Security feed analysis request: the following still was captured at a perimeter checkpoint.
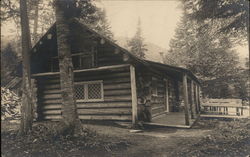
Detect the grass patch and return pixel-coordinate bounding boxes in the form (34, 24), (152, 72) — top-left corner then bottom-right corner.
(1, 122), (130, 157)
(171, 118), (250, 157)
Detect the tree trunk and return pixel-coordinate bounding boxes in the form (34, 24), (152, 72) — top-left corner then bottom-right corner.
(55, 0), (78, 133)
(19, 0), (33, 135)
(32, 0), (39, 44)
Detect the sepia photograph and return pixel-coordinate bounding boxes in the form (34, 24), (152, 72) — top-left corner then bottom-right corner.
(1, 0), (249, 156)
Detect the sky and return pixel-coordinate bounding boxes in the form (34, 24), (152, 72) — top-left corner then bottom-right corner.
(1, 0), (248, 60)
(98, 0), (182, 50)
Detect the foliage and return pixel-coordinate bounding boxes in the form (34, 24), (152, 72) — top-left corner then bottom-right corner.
(1, 0), (114, 47)
(171, 119), (250, 156)
(182, 0), (249, 43)
(1, 44), (19, 85)
(1, 87), (21, 120)
(1, 122), (130, 157)
(165, 12), (243, 98)
(127, 19), (147, 59)
(75, 1), (114, 40)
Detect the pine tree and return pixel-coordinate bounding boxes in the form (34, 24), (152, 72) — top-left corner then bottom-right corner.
(19, 0), (33, 135)
(1, 44), (19, 85)
(165, 13), (241, 98)
(127, 18), (147, 59)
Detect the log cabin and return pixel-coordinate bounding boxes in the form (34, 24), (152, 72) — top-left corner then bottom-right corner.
(30, 18), (201, 127)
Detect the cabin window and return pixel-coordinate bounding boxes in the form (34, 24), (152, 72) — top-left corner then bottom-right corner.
(152, 77), (158, 96)
(75, 80), (104, 102)
(72, 53), (96, 70)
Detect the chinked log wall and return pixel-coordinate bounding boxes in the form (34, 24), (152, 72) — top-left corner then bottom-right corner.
(151, 76), (166, 119)
(35, 66), (132, 121)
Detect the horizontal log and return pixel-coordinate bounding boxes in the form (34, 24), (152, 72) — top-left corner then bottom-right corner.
(33, 64), (130, 77)
(103, 83), (131, 90)
(42, 99), (62, 104)
(42, 110), (61, 115)
(42, 102), (132, 109)
(75, 72), (130, 82)
(104, 89), (131, 96)
(43, 89), (61, 94)
(43, 115), (62, 120)
(78, 115), (132, 121)
(42, 93), (61, 99)
(77, 108), (131, 115)
(104, 95), (132, 102)
(77, 102), (131, 108)
(42, 84), (60, 90)
(39, 76), (130, 86)
(42, 104), (62, 110)
(104, 78), (130, 84)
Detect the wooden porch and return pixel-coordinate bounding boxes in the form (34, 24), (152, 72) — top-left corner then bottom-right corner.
(144, 112), (198, 128)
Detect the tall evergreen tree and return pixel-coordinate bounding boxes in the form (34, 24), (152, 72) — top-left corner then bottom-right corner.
(19, 0), (33, 135)
(127, 18), (147, 59)
(165, 13), (241, 98)
(1, 44), (19, 85)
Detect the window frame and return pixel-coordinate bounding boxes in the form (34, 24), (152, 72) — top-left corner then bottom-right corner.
(74, 80), (104, 102)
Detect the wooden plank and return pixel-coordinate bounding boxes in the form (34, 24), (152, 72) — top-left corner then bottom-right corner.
(152, 106), (165, 115)
(78, 115), (132, 121)
(77, 108), (131, 115)
(130, 65), (138, 126)
(183, 74), (190, 126)
(151, 112), (166, 118)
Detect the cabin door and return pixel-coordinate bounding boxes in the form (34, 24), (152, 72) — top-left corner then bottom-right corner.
(165, 80), (169, 112)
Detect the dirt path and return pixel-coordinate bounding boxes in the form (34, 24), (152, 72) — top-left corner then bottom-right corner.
(1, 121), (211, 157)
(84, 123), (212, 157)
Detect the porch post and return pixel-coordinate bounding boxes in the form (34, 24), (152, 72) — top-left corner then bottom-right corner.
(194, 83), (199, 114)
(190, 80), (195, 119)
(182, 74), (190, 125)
(197, 85), (201, 113)
(130, 65), (138, 127)
(165, 79), (169, 112)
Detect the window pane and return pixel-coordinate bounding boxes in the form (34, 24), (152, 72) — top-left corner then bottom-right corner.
(88, 83), (102, 99)
(75, 85), (85, 99)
